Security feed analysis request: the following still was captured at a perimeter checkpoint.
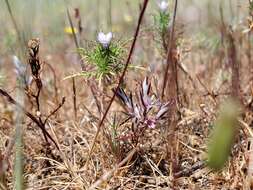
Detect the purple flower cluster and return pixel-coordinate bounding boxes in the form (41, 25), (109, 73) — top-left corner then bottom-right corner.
(115, 78), (170, 130)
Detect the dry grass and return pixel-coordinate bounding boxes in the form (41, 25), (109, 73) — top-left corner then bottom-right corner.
(0, 0), (253, 189)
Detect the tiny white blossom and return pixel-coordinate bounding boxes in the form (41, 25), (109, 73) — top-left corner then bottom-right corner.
(97, 32), (113, 48)
(157, 1), (169, 13)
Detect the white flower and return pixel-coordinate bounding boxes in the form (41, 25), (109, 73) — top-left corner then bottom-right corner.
(97, 32), (113, 48)
(157, 1), (169, 13)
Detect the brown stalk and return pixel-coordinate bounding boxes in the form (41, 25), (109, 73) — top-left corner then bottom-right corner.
(72, 78), (77, 120)
(227, 29), (240, 99)
(161, 0), (179, 99)
(74, 8), (83, 35)
(66, 8), (80, 50)
(66, 7), (81, 120)
(86, 0), (150, 164)
(43, 97), (66, 125)
(159, 0), (180, 178)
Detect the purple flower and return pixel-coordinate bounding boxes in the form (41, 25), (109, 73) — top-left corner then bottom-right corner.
(115, 77), (171, 131)
(144, 118), (156, 129)
(97, 32), (113, 48)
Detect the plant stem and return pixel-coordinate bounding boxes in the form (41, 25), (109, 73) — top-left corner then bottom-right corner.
(72, 78), (77, 120)
(227, 29), (240, 99)
(14, 82), (25, 190)
(161, 0), (178, 99)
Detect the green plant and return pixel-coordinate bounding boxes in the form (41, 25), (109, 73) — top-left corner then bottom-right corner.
(207, 100), (240, 170)
(154, 11), (170, 34)
(80, 41), (125, 82)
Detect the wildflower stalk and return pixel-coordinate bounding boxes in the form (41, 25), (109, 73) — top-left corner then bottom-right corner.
(86, 0), (150, 165)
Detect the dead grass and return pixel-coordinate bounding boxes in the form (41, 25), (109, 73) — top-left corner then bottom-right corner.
(0, 0), (253, 190)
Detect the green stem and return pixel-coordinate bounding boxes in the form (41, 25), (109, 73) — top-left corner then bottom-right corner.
(14, 82), (25, 190)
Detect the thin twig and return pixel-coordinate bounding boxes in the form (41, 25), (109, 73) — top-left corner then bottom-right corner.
(65, 5), (85, 71)
(35, 84), (42, 112)
(0, 88), (60, 150)
(66, 8), (79, 48)
(72, 78), (77, 120)
(43, 97), (65, 125)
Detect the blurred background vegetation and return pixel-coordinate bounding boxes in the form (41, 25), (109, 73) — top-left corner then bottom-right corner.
(0, 0), (248, 55)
